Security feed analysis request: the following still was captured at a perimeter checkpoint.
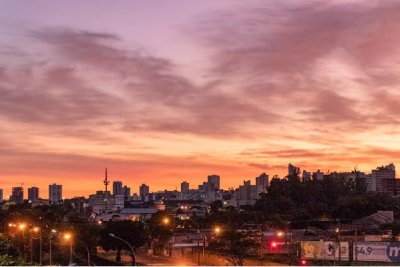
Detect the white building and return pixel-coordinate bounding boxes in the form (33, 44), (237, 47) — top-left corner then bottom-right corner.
(256, 173), (269, 195)
(95, 207), (158, 222)
(89, 191), (124, 214)
(49, 184), (62, 204)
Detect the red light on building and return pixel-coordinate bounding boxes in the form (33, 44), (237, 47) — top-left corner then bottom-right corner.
(271, 241), (277, 248)
(300, 259), (308, 266)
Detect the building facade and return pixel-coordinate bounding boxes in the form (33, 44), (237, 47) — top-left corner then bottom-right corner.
(207, 175), (220, 190)
(139, 184), (150, 201)
(113, 181), (123, 195)
(28, 187), (39, 202)
(49, 184), (62, 204)
(372, 163), (396, 193)
(10, 187), (24, 204)
(256, 173), (269, 195)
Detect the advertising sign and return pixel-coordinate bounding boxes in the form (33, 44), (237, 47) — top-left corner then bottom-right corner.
(301, 241), (349, 260)
(354, 242), (400, 262)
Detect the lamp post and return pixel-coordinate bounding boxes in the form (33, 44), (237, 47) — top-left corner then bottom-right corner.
(196, 231), (206, 265)
(75, 240), (91, 266)
(63, 232), (73, 265)
(109, 233), (136, 266)
(18, 223), (27, 261)
(149, 217), (170, 257)
(29, 227), (42, 264)
(82, 243), (91, 266)
(49, 229), (57, 265)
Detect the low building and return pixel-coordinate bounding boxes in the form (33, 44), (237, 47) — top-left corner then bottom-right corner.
(89, 191), (124, 214)
(352, 210), (394, 232)
(94, 207), (158, 222)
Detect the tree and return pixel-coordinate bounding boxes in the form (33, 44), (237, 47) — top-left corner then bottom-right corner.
(147, 211), (174, 255)
(210, 200), (223, 213)
(0, 254), (27, 266)
(209, 228), (256, 266)
(73, 221), (102, 263)
(0, 234), (27, 266)
(99, 221), (148, 263)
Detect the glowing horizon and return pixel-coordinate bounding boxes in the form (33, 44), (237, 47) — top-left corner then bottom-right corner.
(1, 0), (400, 198)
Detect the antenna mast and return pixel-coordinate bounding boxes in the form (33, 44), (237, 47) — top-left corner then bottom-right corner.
(103, 168), (109, 213)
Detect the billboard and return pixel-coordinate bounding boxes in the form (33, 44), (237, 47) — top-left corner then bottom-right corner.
(301, 241), (349, 260)
(354, 242), (400, 262)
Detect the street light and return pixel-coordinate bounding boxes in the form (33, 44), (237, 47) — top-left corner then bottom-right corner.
(49, 229), (57, 266)
(18, 223), (26, 231)
(163, 217), (170, 225)
(30, 227), (42, 265)
(109, 233), (136, 266)
(214, 226), (221, 235)
(63, 232), (74, 265)
(148, 217), (172, 257)
(18, 223), (27, 261)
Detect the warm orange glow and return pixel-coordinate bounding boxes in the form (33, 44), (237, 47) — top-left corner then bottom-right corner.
(1, 0), (400, 200)
(163, 217), (170, 225)
(33, 227), (40, 233)
(18, 223), (26, 231)
(214, 226), (221, 234)
(63, 232), (73, 241)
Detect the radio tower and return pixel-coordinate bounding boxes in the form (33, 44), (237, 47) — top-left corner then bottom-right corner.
(103, 168), (109, 213)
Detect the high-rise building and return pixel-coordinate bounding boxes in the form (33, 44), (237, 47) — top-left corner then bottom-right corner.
(10, 187), (24, 204)
(0, 189), (3, 202)
(256, 173), (269, 195)
(207, 175), (220, 190)
(28, 187), (39, 202)
(313, 170), (324, 181)
(288, 163), (300, 178)
(113, 181), (123, 195)
(49, 184), (62, 204)
(237, 180), (258, 206)
(123, 185), (131, 201)
(181, 181), (189, 193)
(139, 184), (149, 201)
(302, 170), (312, 181)
(372, 163), (396, 193)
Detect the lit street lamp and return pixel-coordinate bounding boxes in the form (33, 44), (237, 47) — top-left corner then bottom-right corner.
(18, 223), (27, 260)
(49, 229), (57, 265)
(214, 226), (222, 235)
(148, 217), (171, 257)
(63, 232), (73, 265)
(109, 233), (136, 266)
(163, 217), (170, 225)
(30, 227), (42, 265)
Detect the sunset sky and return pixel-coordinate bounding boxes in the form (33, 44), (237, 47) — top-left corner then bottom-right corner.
(1, 0), (400, 198)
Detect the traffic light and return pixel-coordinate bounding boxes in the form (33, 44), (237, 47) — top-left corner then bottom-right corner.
(300, 259), (308, 266)
(270, 241), (278, 249)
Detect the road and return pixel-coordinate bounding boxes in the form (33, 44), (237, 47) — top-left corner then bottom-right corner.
(136, 253), (197, 266)
(98, 251), (197, 266)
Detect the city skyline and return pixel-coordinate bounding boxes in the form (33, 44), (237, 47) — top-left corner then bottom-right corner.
(2, 0), (400, 197)
(1, 162), (397, 199)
